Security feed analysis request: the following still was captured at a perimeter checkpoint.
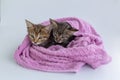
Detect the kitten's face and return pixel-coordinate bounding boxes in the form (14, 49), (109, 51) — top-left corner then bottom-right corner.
(26, 20), (51, 45)
(50, 19), (78, 43)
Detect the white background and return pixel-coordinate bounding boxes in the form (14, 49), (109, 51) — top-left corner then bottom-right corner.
(0, 0), (120, 80)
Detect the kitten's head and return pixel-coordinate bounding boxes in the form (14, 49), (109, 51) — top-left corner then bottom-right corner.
(50, 19), (78, 43)
(25, 20), (51, 45)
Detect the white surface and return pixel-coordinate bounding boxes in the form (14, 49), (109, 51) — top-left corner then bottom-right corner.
(0, 0), (1, 22)
(0, 0), (120, 80)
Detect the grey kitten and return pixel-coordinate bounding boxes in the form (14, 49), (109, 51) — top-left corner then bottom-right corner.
(49, 19), (78, 47)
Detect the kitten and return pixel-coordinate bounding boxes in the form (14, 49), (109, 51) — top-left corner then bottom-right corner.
(25, 20), (52, 47)
(50, 19), (78, 47)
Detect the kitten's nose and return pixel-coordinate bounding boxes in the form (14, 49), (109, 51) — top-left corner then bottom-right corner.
(32, 40), (38, 45)
(32, 42), (39, 45)
(34, 39), (38, 43)
(56, 39), (62, 43)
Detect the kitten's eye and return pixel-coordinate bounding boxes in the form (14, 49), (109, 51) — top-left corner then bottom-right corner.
(30, 35), (34, 38)
(61, 36), (64, 38)
(54, 33), (58, 36)
(38, 37), (42, 39)
(63, 36), (68, 39)
(39, 36), (46, 39)
(43, 36), (47, 39)
(61, 35), (64, 38)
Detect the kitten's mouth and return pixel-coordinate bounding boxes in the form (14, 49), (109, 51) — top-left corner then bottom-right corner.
(32, 42), (41, 46)
(56, 40), (63, 43)
(58, 42), (62, 43)
(33, 43), (39, 46)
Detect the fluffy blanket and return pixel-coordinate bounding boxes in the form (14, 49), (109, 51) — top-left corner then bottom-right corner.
(14, 17), (111, 72)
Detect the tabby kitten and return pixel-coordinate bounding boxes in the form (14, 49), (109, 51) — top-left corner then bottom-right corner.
(50, 19), (78, 47)
(25, 20), (52, 47)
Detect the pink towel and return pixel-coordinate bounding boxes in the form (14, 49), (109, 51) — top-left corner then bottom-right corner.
(14, 17), (111, 73)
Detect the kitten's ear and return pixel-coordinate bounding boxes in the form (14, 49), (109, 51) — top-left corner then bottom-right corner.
(69, 28), (78, 34)
(44, 25), (52, 32)
(25, 19), (34, 28)
(49, 18), (58, 27)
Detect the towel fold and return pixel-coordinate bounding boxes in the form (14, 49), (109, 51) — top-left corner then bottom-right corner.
(14, 17), (111, 73)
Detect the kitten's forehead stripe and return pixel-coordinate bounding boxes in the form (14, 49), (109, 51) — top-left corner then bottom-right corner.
(55, 23), (70, 34)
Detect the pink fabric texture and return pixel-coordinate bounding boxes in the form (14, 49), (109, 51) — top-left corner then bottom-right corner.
(14, 17), (111, 73)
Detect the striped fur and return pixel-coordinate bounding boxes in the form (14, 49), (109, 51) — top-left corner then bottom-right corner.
(25, 20), (51, 46)
(50, 19), (78, 47)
